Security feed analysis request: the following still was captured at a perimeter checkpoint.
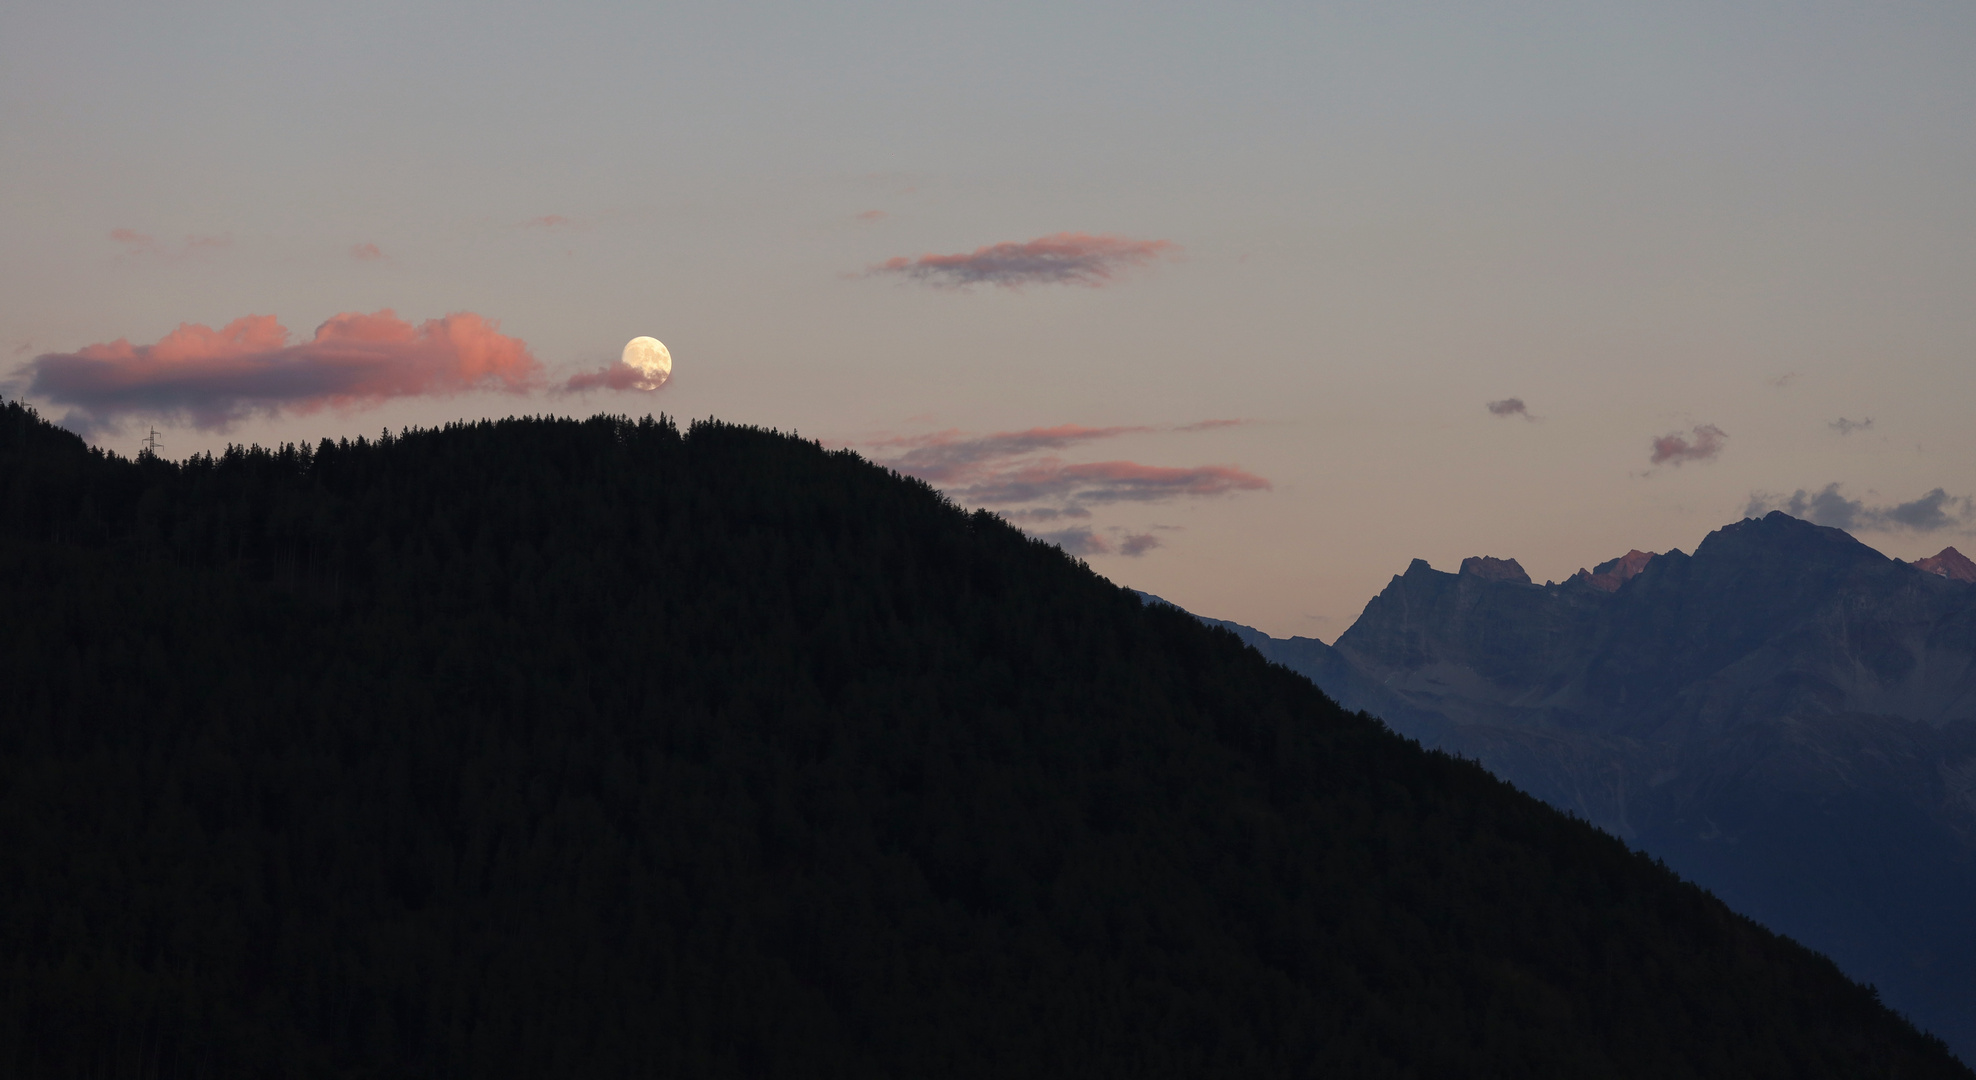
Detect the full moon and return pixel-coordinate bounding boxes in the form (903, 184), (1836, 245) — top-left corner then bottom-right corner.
(622, 336), (672, 390)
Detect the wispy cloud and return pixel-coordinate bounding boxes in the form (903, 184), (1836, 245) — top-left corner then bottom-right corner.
(873, 423), (1160, 484)
(1000, 507), (1093, 523)
(1830, 417), (1872, 435)
(959, 459), (1269, 506)
(864, 421), (1263, 554)
(867, 232), (1177, 289)
(1033, 527), (1163, 558)
(872, 422), (1256, 492)
(521, 215), (573, 229)
(350, 243), (385, 261)
(559, 338), (672, 395)
(18, 311), (540, 434)
(109, 228), (231, 258)
(1037, 527), (1110, 557)
(1487, 397), (1535, 420)
(1649, 424), (1727, 466)
(560, 362), (669, 394)
(1745, 483), (1974, 534)
(855, 210), (887, 222)
(109, 227), (154, 254)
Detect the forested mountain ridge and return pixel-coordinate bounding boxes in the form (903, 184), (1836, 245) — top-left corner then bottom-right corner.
(1, 401), (1965, 1077)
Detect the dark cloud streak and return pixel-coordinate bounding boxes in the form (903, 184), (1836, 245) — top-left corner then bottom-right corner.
(1745, 483), (1973, 534)
(867, 232), (1176, 289)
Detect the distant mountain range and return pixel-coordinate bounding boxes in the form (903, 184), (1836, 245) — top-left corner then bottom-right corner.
(1160, 515), (1976, 1058)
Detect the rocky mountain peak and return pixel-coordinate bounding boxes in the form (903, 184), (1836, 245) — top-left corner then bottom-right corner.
(1458, 555), (1531, 584)
(1713, 511), (1874, 557)
(1914, 546), (1976, 583)
(1572, 549), (1656, 593)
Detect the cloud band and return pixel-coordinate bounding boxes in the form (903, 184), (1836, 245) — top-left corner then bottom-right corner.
(1745, 484), (1973, 534)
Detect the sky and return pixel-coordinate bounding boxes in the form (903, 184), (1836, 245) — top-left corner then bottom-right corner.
(4, 0), (1974, 639)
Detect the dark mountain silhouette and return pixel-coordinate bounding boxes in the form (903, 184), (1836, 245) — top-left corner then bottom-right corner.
(1, 400), (1966, 1077)
(1189, 515), (1976, 1059)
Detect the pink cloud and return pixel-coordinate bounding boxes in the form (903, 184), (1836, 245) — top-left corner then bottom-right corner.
(1650, 424), (1727, 466)
(856, 210), (887, 222)
(20, 310), (540, 434)
(351, 243), (384, 261)
(867, 232), (1178, 289)
(522, 215), (573, 229)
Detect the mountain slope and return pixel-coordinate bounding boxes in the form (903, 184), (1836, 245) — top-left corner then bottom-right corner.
(1209, 516), (1976, 1058)
(0, 402), (1964, 1077)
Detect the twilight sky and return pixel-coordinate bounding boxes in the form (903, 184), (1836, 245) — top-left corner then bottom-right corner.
(5, 0), (1973, 638)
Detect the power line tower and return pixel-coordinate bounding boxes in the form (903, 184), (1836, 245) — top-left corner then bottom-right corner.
(141, 427), (163, 456)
